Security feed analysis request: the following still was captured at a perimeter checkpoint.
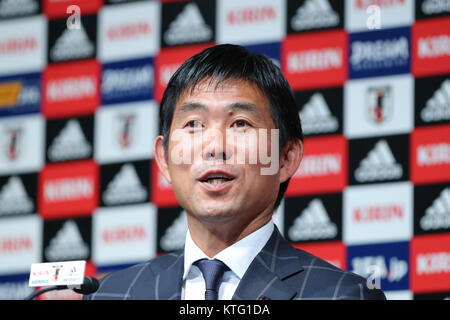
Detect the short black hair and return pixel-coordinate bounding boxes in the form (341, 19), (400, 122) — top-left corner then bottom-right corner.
(159, 44), (303, 210)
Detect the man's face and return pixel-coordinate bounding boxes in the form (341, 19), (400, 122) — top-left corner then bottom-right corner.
(157, 79), (283, 227)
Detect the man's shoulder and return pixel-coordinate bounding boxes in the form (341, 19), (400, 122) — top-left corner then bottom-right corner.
(269, 231), (354, 278)
(292, 246), (350, 275)
(105, 251), (182, 279)
(287, 246), (386, 300)
(84, 250), (184, 300)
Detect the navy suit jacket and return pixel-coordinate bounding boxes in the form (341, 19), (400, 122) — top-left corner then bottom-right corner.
(84, 227), (386, 300)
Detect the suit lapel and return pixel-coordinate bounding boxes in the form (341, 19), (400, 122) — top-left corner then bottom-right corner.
(156, 252), (184, 300)
(131, 251), (184, 300)
(132, 227), (304, 300)
(232, 227), (304, 300)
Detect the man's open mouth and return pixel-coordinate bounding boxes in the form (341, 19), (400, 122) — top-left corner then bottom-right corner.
(198, 170), (236, 186)
(200, 174), (234, 185)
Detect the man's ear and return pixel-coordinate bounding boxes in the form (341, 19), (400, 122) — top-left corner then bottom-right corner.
(154, 135), (172, 184)
(279, 139), (303, 184)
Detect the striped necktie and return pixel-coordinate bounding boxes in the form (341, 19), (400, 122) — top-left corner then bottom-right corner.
(194, 259), (229, 300)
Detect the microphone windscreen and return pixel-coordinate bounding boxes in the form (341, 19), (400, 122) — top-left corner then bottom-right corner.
(73, 277), (99, 295)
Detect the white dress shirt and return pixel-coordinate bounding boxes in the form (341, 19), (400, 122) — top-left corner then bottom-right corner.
(181, 220), (274, 300)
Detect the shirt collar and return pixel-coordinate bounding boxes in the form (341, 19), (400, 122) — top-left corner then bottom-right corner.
(183, 220), (274, 280)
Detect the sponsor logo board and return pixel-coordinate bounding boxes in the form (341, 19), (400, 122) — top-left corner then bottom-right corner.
(349, 134), (409, 185)
(45, 115), (94, 163)
(0, 114), (44, 175)
(94, 101), (158, 164)
(412, 17), (450, 77)
(98, 1), (160, 62)
(101, 57), (154, 105)
(0, 215), (42, 274)
(0, 72), (40, 117)
(344, 182), (413, 244)
(157, 207), (187, 253)
(282, 30), (348, 90)
(43, 217), (91, 262)
(0, 173), (36, 217)
(284, 193), (342, 243)
(411, 233), (450, 293)
(93, 204), (157, 266)
(287, 0), (343, 34)
(286, 135), (347, 196)
(415, 74), (450, 126)
(345, 0), (414, 31)
(38, 160), (98, 219)
(295, 86), (342, 137)
(100, 160), (150, 207)
(0, 15), (46, 75)
(48, 14), (97, 63)
(344, 74), (414, 138)
(348, 241), (410, 291)
(43, 59), (100, 119)
(411, 124), (450, 185)
(349, 27), (411, 79)
(414, 182), (450, 234)
(161, 0), (215, 47)
(217, 0), (285, 45)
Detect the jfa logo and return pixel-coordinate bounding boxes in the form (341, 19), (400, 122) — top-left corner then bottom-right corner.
(352, 255), (408, 290)
(348, 241), (410, 291)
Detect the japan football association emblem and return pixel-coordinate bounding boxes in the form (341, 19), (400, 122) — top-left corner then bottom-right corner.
(366, 86), (393, 125)
(3, 127), (22, 161)
(116, 113), (136, 149)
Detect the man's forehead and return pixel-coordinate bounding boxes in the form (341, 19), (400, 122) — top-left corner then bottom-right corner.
(177, 102), (264, 120)
(186, 77), (252, 93)
(176, 78), (269, 110)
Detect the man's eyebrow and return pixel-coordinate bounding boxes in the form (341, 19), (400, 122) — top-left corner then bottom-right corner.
(226, 102), (262, 117)
(178, 102), (208, 114)
(177, 101), (263, 117)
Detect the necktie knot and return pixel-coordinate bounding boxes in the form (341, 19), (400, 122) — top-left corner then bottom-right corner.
(194, 259), (229, 300)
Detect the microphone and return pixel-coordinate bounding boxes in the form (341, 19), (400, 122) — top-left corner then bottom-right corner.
(72, 276), (99, 294)
(24, 276), (99, 300)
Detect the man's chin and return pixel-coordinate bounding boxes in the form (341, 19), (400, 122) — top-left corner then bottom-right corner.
(193, 203), (237, 223)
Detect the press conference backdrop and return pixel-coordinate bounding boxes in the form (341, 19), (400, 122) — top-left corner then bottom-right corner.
(0, 0), (449, 300)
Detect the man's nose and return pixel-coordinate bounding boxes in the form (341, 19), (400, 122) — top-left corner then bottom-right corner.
(201, 127), (230, 162)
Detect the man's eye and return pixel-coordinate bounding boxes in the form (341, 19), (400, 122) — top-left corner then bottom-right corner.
(233, 120), (249, 128)
(186, 120), (202, 129)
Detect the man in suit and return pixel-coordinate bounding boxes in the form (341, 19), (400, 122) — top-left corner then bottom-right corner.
(85, 44), (386, 300)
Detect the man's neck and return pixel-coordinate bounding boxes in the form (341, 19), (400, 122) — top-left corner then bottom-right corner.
(186, 214), (272, 258)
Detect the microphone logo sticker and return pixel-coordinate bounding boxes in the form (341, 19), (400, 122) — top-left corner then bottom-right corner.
(53, 265), (62, 281)
(29, 260), (86, 287)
